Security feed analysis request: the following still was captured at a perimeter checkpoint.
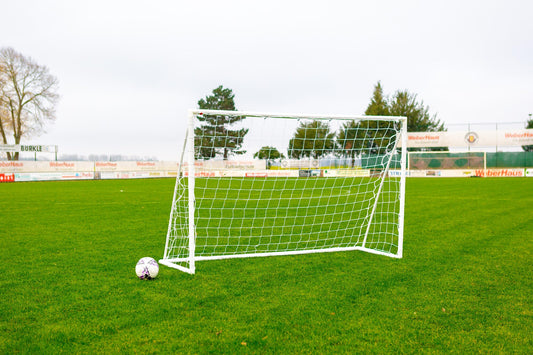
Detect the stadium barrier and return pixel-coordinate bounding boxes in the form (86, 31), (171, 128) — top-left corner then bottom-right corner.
(0, 161), (178, 182)
(389, 168), (528, 178)
(0, 160), (531, 182)
(0, 160), (270, 182)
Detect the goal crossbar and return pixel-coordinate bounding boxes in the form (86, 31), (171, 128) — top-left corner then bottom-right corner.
(191, 109), (406, 122)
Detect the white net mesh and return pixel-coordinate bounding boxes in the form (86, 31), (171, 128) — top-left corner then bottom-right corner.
(162, 111), (406, 273)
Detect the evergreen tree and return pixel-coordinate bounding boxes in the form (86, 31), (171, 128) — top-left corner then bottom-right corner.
(389, 90), (446, 151)
(338, 81), (393, 163)
(253, 146), (285, 169)
(365, 81), (389, 117)
(339, 82), (446, 159)
(522, 115), (533, 152)
(389, 90), (444, 132)
(337, 121), (362, 167)
(194, 85), (248, 160)
(288, 120), (335, 159)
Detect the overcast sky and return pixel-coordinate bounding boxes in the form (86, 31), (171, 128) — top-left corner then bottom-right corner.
(2, 0), (532, 160)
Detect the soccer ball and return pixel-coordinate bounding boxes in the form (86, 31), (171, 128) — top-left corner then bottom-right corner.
(135, 257), (159, 280)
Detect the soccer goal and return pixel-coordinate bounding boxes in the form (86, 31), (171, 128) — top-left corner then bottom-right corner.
(160, 110), (407, 274)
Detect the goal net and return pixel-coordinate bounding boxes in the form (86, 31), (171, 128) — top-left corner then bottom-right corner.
(161, 110), (407, 274)
(408, 151), (486, 170)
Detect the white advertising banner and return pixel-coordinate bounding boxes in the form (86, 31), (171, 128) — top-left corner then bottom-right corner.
(0, 161), (94, 172)
(498, 130), (533, 146)
(14, 172), (94, 182)
(0, 144), (57, 153)
(182, 160), (267, 171)
(95, 161), (178, 172)
(0, 161), (178, 173)
(181, 169), (299, 178)
(0, 161), (25, 172)
(324, 169), (371, 177)
(400, 129), (533, 148)
(46, 162), (94, 172)
(389, 169), (526, 178)
(99, 171), (168, 179)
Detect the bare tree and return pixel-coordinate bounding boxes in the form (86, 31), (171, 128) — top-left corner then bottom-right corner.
(0, 63), (9, 160)
(0, 47), (59, 160)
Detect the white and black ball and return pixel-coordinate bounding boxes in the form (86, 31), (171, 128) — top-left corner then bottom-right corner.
(135, 257), (159, 280)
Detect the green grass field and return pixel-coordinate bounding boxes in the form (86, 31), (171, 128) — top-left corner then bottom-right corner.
(1, 178), (532, 353)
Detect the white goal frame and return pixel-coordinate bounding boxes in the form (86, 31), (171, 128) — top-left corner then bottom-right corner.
(160, 109), (407, 274)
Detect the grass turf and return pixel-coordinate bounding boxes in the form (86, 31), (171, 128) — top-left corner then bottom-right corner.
(0, 177), (531, 353)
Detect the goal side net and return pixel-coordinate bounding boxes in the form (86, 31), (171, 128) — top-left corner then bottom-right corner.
(160, 110), (407, 274)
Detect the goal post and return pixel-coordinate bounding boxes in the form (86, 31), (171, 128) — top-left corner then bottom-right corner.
(160, 109), (407, 274)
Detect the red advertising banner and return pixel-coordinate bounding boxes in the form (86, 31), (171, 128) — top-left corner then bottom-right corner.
(0, 173), (15, 182)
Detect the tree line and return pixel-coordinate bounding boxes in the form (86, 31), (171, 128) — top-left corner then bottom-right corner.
(194, 83), (447, 164)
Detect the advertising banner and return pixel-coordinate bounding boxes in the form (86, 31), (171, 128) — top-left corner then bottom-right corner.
(14, 172), (94, 182)
(0, 173), (15, 182)
(325, 169), (371, 177)
(94, 161), (175, 172)
(0, 161), (26, 172)
(0, 161), (94, 173)
(474, 169), (524, 177)
(0, 144), (57, 153)
(181, 160), (267, 171)
(399, 129), (533, 148)
(280, 159), (319, 169)
(99, 171), (168, 179)
(0, 161), (176, 173)
(499, 131), (533, 146)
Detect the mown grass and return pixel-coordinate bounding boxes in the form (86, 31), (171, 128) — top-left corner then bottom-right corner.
(0, 177), (532, 353)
